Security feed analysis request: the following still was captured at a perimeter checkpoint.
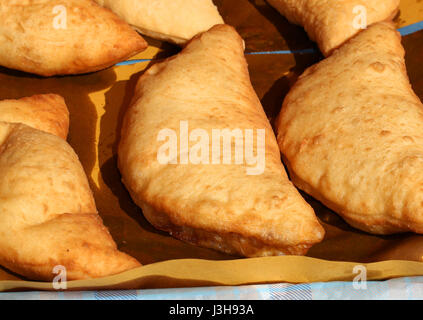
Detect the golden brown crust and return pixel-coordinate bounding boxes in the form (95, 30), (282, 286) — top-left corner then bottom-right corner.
(267, 0), (400, 56)
(95, 0), (224, 45)
(141, 203), (314, 256)
(119, 24), (325, 257)
(0, 0), (148, 76)
(0, 213), (140, 281)
(276, 22), (423, 235)
(0, 95), (140, 281)
(0, 94), (69, 139)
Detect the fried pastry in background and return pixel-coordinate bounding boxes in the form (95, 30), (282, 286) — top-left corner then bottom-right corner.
(267, 0), (400, 56)
(276, 22), (423, 235)
(0, 94), (140, 280)
(95, 0), (224, 45)
(118, 24), (325, 257)
(0, 0), (147, 76)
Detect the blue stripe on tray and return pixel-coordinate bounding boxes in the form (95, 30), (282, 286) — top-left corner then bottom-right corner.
(398, 20), (423, 36)
(116, 59), (153, 66)
(246, 48), (317, 55)
(116, 21), (423, 66)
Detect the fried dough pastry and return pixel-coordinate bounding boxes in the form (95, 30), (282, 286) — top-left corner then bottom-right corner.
(0, 0), (147, 76)
(267, 0), (400, 56)
(118, 24), (325, 257)
(0, 94), (140, 281)
(0, 94), (69, 139)
(95, 0), (224, 45)
(276, 22), (423, 235)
